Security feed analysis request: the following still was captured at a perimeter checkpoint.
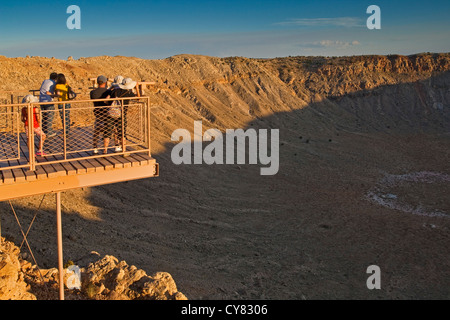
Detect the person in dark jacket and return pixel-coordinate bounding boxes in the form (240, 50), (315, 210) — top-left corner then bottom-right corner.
(90, 75), (109, 154)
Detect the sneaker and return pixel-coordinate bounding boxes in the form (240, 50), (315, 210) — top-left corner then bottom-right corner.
(36, 151), (47, 157)
(93, 148), (99, 154)
(115, 146), (122, 152)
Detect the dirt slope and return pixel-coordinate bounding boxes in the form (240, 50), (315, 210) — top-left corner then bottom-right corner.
(0, 53), (449, 299)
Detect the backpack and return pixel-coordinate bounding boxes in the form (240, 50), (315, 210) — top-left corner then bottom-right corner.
(107, 89), (130, 118)
(67, 86), (77, 100)
(108, 100), (122, 118)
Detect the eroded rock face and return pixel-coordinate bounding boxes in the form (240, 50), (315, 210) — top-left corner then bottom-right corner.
(0, 238), (36, 300)
(0, 238), (186, 300)
(81, 255), (187, 300)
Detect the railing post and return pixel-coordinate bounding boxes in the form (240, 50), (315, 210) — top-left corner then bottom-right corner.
(121, 98), (125, 154)
(147, 96), (151, 157)
(15, 108), (20, 161)
(56, 192), (64, 300)
(28, 103), (35, 171)
(10, 95), (14, 131)
(63, 103), (67, 160)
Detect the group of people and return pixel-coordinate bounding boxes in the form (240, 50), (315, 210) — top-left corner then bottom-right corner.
(90, 75), (137, 154)
(22, 72), (73, 156)
(21, 72), (138, 156)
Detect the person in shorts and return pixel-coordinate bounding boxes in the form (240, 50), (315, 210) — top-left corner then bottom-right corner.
(90, 75), (110, 154)
(21, 95), (47, 156)
(105, 77), (136, 153)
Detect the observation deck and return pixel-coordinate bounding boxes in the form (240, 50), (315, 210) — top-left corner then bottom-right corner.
(0, 95), (159, 201)
(0, 86), (159, 300)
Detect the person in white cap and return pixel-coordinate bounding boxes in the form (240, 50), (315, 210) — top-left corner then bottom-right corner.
(21, 95), (47, 156)
(108, 75), (124, 90)
(105, 77), (137, 153)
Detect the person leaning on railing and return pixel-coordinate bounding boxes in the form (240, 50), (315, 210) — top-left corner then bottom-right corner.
(90, 75), (109, 154)
(39, 72), (57, 138)
(21, 95), (47, 156)
(105, 77), (137, 153)
(54, 73), (73, 136)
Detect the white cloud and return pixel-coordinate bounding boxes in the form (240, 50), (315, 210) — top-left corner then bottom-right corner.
(295, 39), (361, 51)
(275, 17), (364, 28)
(316, 40), (361, 48)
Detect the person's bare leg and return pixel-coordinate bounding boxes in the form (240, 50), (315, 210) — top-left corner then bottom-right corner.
(39, 133), (46, 153)
(104, 138), (110, 154)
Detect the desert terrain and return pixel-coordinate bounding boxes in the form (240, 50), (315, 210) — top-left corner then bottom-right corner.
(0, 53), (449, 299)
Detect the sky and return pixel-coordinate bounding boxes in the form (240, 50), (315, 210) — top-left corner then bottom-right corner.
(0, 0), (449, 59)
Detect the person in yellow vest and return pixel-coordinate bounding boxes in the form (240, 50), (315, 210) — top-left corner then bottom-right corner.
(54, 73), (72, 135)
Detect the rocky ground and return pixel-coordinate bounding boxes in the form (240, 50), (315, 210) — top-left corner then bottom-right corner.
(0, 237), (186, 300)
(0, 53), (449, 299)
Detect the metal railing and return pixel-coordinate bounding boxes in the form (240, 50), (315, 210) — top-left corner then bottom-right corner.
(0, 96), (151, 172)
(0, 103), (21, 162)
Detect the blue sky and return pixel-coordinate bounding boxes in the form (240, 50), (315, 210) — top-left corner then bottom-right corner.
(0, 0), (449, 59)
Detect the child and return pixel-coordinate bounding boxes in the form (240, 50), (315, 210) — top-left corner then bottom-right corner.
(21, 95), (47, 156)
